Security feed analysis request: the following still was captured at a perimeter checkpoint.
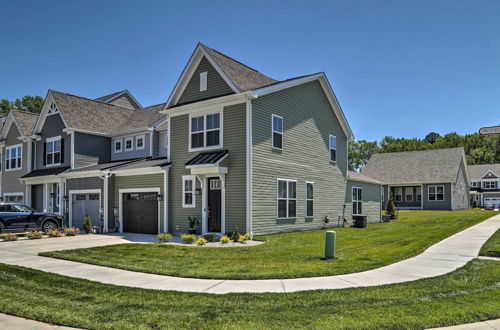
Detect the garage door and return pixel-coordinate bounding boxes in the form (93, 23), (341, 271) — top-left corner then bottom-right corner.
(123, 192), (158, 234)
(484, 198), (500, 208)
(72, 193), (100, 230)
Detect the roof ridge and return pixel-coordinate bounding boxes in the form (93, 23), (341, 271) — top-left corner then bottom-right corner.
(373, 147), (464, 156)
(50, 90), (135, 112)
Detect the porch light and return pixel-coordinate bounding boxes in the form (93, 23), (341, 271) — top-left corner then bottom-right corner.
(157, 193), (164, 201)
(63, 195), (69, 201)
(195, 187), (202, 195)
(50, 192), (56, 198)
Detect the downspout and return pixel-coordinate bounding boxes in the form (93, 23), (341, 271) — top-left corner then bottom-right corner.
(162, 165), (170, 233)
(98, 170), (112, 233)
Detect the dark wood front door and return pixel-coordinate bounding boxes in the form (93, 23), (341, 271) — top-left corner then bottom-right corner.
(207, 177), (222, 232)
(123, 192), (158, 234)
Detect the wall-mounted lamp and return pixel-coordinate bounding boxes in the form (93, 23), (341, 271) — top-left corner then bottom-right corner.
(63, 195), (69, 201)
(195, 187), (202, 195)
(50, 192), (56, 198)
(157, 193), (164, 201)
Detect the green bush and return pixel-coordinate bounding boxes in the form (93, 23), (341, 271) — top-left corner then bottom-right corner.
(47, 229), (62, 238)
(231, 226), (241, 242)
(386, 199), (397, 219)
(181, 234), (196, 244)
(2, 233), (18, 241)
(26, 231), (43, 239)
(238, 233), (251, 243)
(203, 234), (217, 242)
(83, 216), (93, 234)
(157, 233), (173, 243)
(64, 227), (79, 236)
(195, 237), (208, 246)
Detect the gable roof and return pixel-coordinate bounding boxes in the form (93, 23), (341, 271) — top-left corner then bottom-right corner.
(95, 90), (142, 109)
(468, 164), (500, 180)
(0, 110), (38, 140)
(361, 147), (467, 184)
(348, 171), (384, 185)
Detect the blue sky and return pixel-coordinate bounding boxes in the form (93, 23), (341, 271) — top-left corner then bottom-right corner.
(1, 0), (499, 141)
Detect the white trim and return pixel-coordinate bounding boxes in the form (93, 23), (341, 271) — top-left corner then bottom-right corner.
(68, 189), (101, 228)
(5, 143), (23, 171)
(305, 181), (314, 218)
(124, 137), (134, 151)
(163, 93), (249, 117)
(188, 108), (223, 152)
(163, 169), (169, 233)
(149, 132), (153, 156)
(182, 175), (196, 208)
(111, 167), (165, 177)
(271, 114), (283, 150)
(70, 131), (75, 170)
(199, 71), (208, 91)
(43, 183), (49, 212)
(3, 192), (24, 197)
(276, 178), (297, 219)
(101, 90), (143, 109)
(118, 188), (161, 233)
(480, 170), (499, 179)
(167, 118), (171, 160)
(245, 99), (253, 235)
(135, 134), (145, 150)
(405, 187), (413, 202)
(113, 138), (123, 153)
(428, 185), (445, 202)
(189, 166), (228, 175)
(329, 135), (337, 162)
(33, 91), (69, 134)
(352, 186), (363, 215)
(394, 187), (403, 202)
(201, 174), (226, 235)
(27, 141), (32, 172)
(45, 135), (62, 167)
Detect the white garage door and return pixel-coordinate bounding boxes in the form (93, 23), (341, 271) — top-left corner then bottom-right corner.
(71, 193), (101, 230)
(484, 198), (500, 208)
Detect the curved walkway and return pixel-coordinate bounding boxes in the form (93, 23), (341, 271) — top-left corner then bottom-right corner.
(0, 215), (498, 294)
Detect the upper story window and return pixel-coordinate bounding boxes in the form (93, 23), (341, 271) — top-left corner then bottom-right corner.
(114, 139), (123, 153)
(45, 136), (61, 166)
(471, 181), (478, 188)
(6, 144), (22, 171)
(199, 71), (208, 91)
(124, 137), (133, 151)
(272, 114), (283, 150)
(136, 135), (145, 150)
(189, 112), (222, 151)
(428, 185), (444, 201)
(329, 135), (337, 162)
(483, 181), (498, 189)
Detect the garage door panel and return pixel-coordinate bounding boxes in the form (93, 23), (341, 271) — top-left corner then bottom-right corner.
(72, 193), (100, 230)
(123, 192), (158, 234)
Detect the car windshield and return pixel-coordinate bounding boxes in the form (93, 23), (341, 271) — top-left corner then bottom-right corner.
(13, 204), (35, 213)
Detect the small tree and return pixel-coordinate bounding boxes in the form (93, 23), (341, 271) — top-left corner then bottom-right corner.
(231, 226), (241, 242)
(83, 216), (93, 234)
(386, 199), (397, 219)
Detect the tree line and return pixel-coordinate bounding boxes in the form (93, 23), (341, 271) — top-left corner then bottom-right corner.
(349, 131), (500, 171)
(0, 95), (44, 114)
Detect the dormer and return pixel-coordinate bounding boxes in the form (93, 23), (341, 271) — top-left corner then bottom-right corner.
(95, 90), (142, 110)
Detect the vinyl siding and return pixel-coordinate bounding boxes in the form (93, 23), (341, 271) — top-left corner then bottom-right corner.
(31, 184), (43, 211)
(74, 132), (110, 169)
(151, 131), (159, 158)
(34, 114), (71, 170)
(111, 132), (151, 161)
(168, 103), (246, 234)
(2, 123), (28, 198)
(345, 180), (382, 224)
(452, 160), (469, 210)
(251, 80), (348, 235)
(158, 131), (168, 158)
(177, 57), (234, 105)
(114, 173), (165, 233)
(422, 183), (452, 210)
(108, 94), (140, 109)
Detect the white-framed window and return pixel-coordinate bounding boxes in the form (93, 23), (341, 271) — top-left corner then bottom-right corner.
(124, 137), (133, 151)
(306, 182), (314, 217)
(272, 114), (283, 150)
(329, 135), (337, 162)
(46, 136), (61, 166)
(405, 187), (413, 202)
(277, 179), (296, 218)
(395, 187), (402, 202)
(483, 181), (498, 189)
(471, 181), (478, 188)
(114, 139), (123, 153)
(352, 187), (362, 215)
(182, 175), (196, 208)
(189, 112), (222, 151)
(199, 71), (208, 91)
(428, 185), (444, 201)
(135, 135), (145, 150)
(5, 144), (22, 171)
(416, 186), (422, 202)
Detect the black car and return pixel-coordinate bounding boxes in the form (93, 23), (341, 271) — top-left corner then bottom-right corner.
(0, 203), (63, 233)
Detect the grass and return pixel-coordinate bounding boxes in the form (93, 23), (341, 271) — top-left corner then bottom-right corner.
(0, 260), (499, 329)
(41, 209), (498, 279)
(480, 229), (500, 257)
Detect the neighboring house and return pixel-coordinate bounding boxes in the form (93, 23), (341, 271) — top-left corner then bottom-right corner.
(346, 171), (383, 224)
(468, 164), (500, 208)
(362, 147), (470, 211)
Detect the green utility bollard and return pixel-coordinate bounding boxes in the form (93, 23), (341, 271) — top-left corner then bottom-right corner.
(325, 231), (336, 259)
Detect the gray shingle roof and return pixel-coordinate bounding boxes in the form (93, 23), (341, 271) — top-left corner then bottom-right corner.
(348, 171), (384, 185)
(50, 90), (165, 135)
(361, 147), (466, 184)
(200, 44), (277, 91)
(94, 90), (126, 102)
(10, 110), (38, 136)
(468, 164), (500, 180)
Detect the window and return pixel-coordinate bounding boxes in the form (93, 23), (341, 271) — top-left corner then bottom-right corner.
(405, 187), (413, 202)
(483, 181), (498, 189)
(272, 114), (283, 150)
(124, 137), (133, 151)
(352, 187), (362, 215)
(6, 144), (22, 171)
(136, 135), (145, 150)
(428, 185), (444, 201)
(200, 71), (208, 91)
(416, 186), (422, 202)
(329, 135), (337, 162)
(190, 112), (221, 150)
(182, 176), (195, 208)
(306, 182), (314, 217)
(471, 181), (478, 188)
(277, 179), (296, 218)
(395, 187), (402, 202)
(46, 136), (61, 166)
(114, 139), (123, 153)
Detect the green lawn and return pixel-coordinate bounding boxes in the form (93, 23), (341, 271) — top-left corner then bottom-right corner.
(480, 229), (500, 257)
(0, 260), (499, 329)
(41, 209), (498, 279)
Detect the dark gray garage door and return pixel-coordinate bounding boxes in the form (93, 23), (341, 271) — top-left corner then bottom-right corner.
(72, 193), (100, 230)
(123, 192), (158, 234)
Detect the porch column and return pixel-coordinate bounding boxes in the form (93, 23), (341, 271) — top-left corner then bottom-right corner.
(25, 184), (31, 207)
(199, 176), (207, 235)
(163, 168), (169, 233)
(58, 179), (64, 216)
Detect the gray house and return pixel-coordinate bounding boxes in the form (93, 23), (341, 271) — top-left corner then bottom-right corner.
(362, 147), (470, 211)
(468, 164), (500, 208)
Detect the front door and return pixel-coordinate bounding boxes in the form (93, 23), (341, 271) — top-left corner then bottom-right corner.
(207, 177), (222, 232)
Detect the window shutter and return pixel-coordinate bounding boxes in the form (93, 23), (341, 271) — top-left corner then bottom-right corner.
(43, 142), (47, 166)
(60, 138), (65, 164)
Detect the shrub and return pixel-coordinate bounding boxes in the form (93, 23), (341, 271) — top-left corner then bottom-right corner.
(64, 227), (79, 236)
(181, 234), (196, 244)
(47, 229), (62, 238)
(2, 233), (18, 241)
(231, 226), (241, 242)
(203, 234), (218, 242)
(26, 231), (43, 239)
(83, 216), (93, 234)
(386, 199), (397, 219)
(219, 235), (231, 244)
(157, 233), (173, 243)
(195, 237), (208, 246)
(238, 235), (247, 243)
(472, 201), (477, 208)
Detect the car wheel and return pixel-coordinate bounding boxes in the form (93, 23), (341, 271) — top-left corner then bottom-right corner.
(42, 220), (58, 232)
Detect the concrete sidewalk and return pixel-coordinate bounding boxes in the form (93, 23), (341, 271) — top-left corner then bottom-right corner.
(0, 313), (75, 329)
(0, 215), (498, 294)
(430, 318), (500, 329)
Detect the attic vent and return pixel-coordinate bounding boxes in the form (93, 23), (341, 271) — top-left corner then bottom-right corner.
(200, 71), (208, 91)
(48, 102), (59, 114)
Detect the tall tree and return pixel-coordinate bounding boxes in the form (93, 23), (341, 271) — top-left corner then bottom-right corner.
(0, 95), (44, 114)
(424, 132), (440, 144)
(348, 140), (379, 171)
